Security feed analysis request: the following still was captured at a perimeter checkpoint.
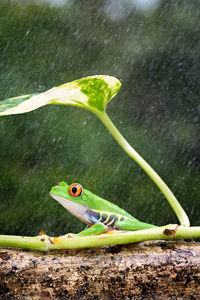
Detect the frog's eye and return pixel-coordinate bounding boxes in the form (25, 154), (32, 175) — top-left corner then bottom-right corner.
(69, 183), (83, 197)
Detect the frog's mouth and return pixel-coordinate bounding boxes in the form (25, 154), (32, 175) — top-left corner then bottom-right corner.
(50, 193), (91, 225)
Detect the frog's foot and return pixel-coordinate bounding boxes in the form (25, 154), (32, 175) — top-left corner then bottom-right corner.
(67, 233), (82, 238)
(106, 230), (115, 234)
(57, 233), (80, 239)
(105, 227), (117, 234)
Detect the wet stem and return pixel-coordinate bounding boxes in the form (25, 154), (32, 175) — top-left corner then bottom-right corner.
(94, 110), (190, 227)
(0, 225), (200, 251)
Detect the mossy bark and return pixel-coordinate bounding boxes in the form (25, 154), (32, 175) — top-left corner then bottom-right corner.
(0, 241), (200, 299)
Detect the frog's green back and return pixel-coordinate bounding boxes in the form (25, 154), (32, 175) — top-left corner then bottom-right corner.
(84, 189), (138, 221)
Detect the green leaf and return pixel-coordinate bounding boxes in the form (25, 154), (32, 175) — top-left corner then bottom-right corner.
(0, 75), (121, 116)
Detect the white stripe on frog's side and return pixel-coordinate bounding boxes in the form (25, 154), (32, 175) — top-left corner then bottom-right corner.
(50, 194), (92, 225)
(92, 209), (131, 224)
(103, 214), (110, 224)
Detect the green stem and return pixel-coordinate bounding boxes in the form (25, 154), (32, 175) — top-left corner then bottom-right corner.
(0, 225), (199, 251)
(0, 235), (49, 251)
(94, 111), (190, 227)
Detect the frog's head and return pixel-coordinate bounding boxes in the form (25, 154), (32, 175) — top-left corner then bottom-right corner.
(50, 181), (92, 224)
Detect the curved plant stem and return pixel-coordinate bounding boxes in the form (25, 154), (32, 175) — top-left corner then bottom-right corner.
(0, 225), (199, 251)
(94, 111), (190, 227)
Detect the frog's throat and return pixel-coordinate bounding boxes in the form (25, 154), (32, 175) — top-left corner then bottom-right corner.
(50, 193), (91, 225)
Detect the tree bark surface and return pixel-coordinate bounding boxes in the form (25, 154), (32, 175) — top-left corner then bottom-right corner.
(0, 241), (200, 299)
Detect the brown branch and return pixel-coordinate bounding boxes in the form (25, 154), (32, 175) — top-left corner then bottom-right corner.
(0, 241), (200, 299)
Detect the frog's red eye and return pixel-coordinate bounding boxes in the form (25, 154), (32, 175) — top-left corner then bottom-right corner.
(69, 184), (83, 197)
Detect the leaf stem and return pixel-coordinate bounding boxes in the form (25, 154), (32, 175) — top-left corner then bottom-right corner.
(94, 111), (190, 227)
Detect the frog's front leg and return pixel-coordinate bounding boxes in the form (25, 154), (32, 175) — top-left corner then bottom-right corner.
(75, 213), (109, 236)
(76, 222), (108, 237)
(63, 222), (107, 238)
